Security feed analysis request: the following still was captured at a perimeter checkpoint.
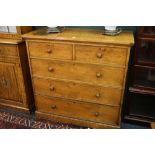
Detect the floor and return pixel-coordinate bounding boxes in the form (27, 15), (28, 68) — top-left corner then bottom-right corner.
(121, 122), (149, 129)
(0, 108), (150, 129)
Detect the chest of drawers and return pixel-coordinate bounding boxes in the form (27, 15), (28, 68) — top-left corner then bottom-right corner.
(0, 39), (34, 112)
(23, 28), (134, 128)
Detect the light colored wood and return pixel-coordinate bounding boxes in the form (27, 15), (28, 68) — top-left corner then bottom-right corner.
(0, 43), (18, 57)
(36, 111), (120, 129)
(30, 59), (125, 87)
(22, 28), (134, 46)
(33, 77), (122, 106)
(0, 41), (34, 112)
(0, 39), (23, 44)
(119, 47), (132, 124)
(35, 95), (120, 125)
(28, 41), (73, 60)
(24, 28), (134, 128)
(75, 44), (128, 66)
(151, 123), (155, 129)
(0, 100), (30, 113)
(0, 61), (22, 102)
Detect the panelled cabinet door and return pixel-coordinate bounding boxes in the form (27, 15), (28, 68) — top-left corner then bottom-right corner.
(0, 61), (22, 102)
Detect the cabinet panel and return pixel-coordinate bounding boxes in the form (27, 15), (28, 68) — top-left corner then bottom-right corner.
(134, 66), (155, 89)
(136, 40), (155, 65)
(35, 95), (120, 125)
(0, 44), (18, 57)
(31, 59), (125, 87)
(28, 41), (73, 60)
(75, 45), (127, 66)
(33, 78), (122, 106)
(128, 92), (155, 120)
(0, 61), (22, 102)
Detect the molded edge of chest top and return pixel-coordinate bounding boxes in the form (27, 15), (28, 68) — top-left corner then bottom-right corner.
(22, 28), (134, 46)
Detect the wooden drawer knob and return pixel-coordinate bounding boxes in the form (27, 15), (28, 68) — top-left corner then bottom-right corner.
(51, 105), (56, 109)
(96, 52), (102, 58)
(102, 48), (106, 52)
(49, 86), (55, 91)
(96, 92), (100, 98)
(95, 112), (100, 117)
(48, 67), (54, 72)
(96, 72), (102, 78)
(47, 49), (52, 54)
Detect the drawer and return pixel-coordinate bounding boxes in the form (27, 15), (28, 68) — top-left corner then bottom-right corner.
(0, 44), (18, 57)
(75, 45), (127, 66)
(28, 41), (73, 60)
(31, 59), (125, 87)
(33, 78), (122, 106)
(35, 95), (120, 125)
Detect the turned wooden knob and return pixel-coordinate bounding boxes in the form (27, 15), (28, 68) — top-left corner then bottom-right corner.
(47, 49), (52, 54)
(96, 72), (102, 78)
(51, 105), (56, 109)
(96, 52), (102, 58)
(102, 48), (106, 52)
(48, 67), (54, 72)
(95, 112), (100, 117)
(96, 92), (100, 98)
(49, 86), (55, 91)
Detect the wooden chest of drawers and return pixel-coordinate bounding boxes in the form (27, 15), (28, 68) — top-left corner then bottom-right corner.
(0, 39), (34, 112)
(23, 28), (134, 128)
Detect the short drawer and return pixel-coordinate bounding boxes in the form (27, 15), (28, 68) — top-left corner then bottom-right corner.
(35, 95), (120, 125)
(31, 59), (124, 87)
(28, 41), (73, 60)
(75, 45), (127, 66)
(33, 78), (122, 106)
(0, 44), (18, 57)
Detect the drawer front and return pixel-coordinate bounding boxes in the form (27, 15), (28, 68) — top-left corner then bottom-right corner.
(33, 78), (122, 106)
(0, 44), (18, 57)
(35, 95), (120, 125)
(28, 41), (73, 60)
(75, 45), (127, 66)
(31, 59), (124, 87)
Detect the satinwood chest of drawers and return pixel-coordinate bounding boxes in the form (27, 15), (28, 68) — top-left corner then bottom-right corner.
(23, 28), (134, 128)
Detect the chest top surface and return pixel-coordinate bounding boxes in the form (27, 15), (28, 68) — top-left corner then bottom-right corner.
(22, 28), (134, 46)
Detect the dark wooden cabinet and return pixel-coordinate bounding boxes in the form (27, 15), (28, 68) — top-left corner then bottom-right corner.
(124, 26), (155, 123)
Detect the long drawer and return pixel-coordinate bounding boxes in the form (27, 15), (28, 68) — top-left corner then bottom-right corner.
(75, 44), (127, 66)
(35, 95), (120, 125)
(30, 59), (125, 87)
(33, 78), (122, 106)
(0, 44), (18, 57)
(28, 41), (73, 60)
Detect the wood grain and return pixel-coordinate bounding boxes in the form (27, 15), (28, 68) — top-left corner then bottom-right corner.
(33, 77), (122, 106)
(30, 59), (125, 87)
(24, 28), (134, 128)
(0, 26), (32, 40)
(75, 44), (128, 66)
(35, 95), (120, 125)
(0, 41), (34, 112)
(22, 28), (134, 46)
(0, 43), (18, 57)
(28, 41), (73, 60)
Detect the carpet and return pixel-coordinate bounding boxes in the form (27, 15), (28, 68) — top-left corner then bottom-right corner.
(0, 109), (149, 129)
(0, 109), (86, 129)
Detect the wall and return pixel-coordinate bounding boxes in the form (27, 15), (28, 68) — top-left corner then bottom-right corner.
(66, 26), (137, 32)
(33, 26), (137, 32)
